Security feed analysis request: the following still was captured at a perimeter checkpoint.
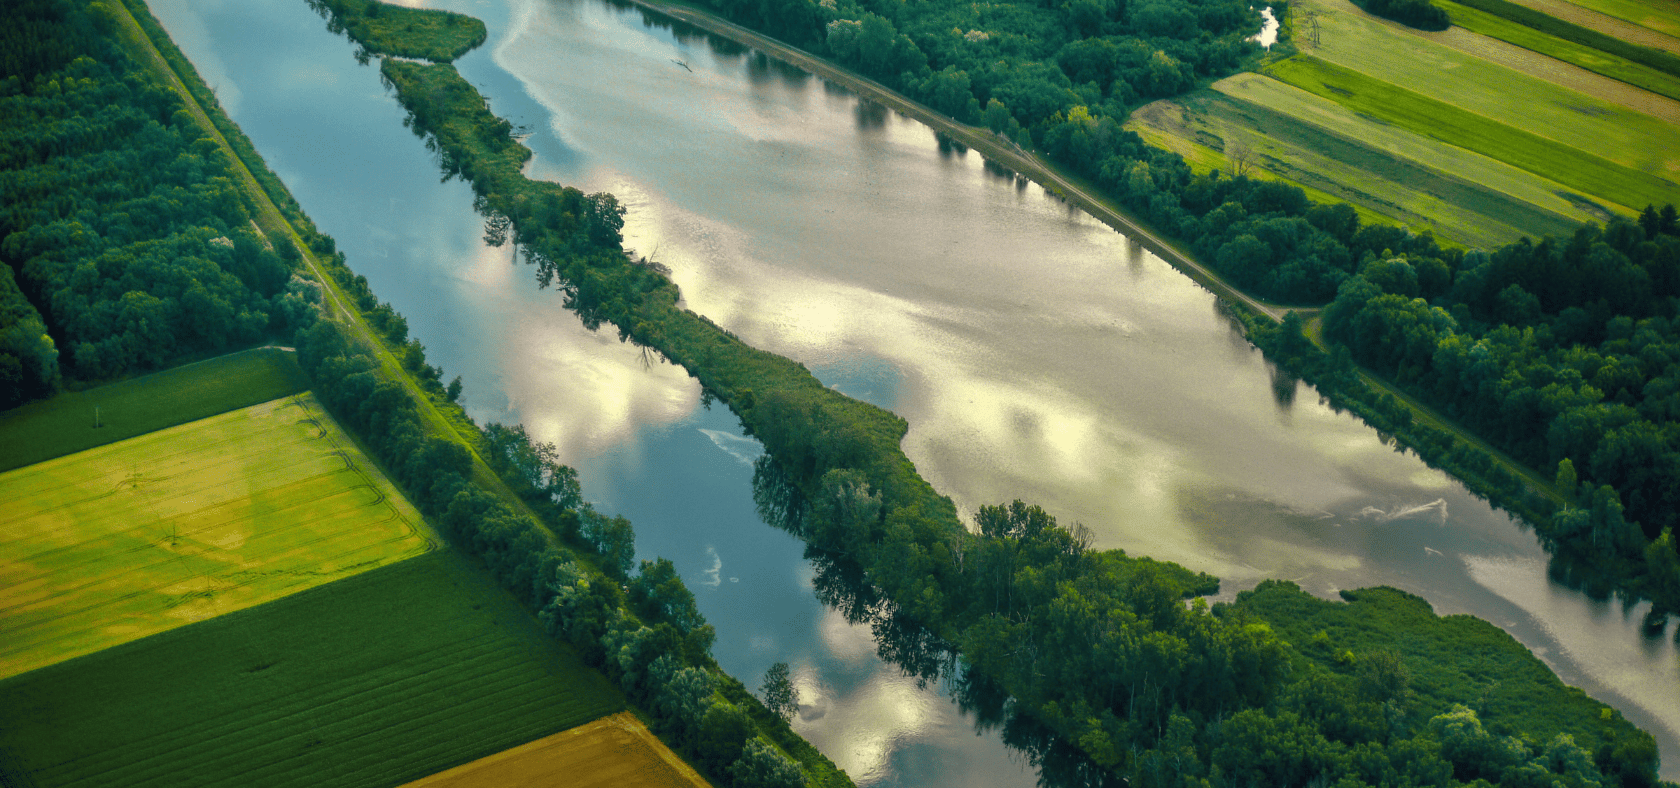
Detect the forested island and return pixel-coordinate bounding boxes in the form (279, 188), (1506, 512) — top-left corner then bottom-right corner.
(298, 0), (1673, 784)
(3, 0), (1677, 785)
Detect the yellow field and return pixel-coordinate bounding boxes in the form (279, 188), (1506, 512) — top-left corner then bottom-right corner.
(399, 712), (714, 788)
(0, 393), (434, 680)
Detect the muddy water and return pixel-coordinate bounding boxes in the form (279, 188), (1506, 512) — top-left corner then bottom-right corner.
(150, 0), (1680, 781)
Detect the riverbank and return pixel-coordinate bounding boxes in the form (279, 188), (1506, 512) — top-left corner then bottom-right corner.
(363, 1), (1668, 782)
(624, 0), (1607, 605)
(112, 2), (846, 785)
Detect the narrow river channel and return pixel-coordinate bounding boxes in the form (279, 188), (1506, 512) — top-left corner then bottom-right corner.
(150, 0), (1680, 782)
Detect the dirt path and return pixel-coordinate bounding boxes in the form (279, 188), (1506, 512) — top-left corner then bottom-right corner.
(628, 0), (1307, 323)
(1422, 24), (1680, 124)
(1506, 0), (1680, 54)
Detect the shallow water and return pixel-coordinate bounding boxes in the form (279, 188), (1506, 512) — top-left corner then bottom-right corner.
(148, 0), (1680, 781)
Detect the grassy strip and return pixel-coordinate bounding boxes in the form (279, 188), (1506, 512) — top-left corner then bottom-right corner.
(1437, 0), (1680, 99)
(1127, 87), (1582, 246)
(0, 347), (308, 473)
(1235, 581), (1651, 763)
(303, 0), (487, 63)
(1561, 0), (1680, 38)
(1263, 56), (1671, 212)
(0, 392), (433, 681)
(0, 550), (623, 788)
(1451, 0), (1680, 76)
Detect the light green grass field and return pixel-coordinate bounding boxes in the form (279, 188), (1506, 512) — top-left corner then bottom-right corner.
(1557, 0), (1680, 38)
(1213, 74), (1613, 227)
(1437, 0), (1680, 98)
(0, 549), (624, 788)
(0, 347), (311, 473)
(1129, 75), (1593, 247)
(0, 392), (433, 680)
(1263, 56), (1678, 213)
(1293, 0), (1680, 181)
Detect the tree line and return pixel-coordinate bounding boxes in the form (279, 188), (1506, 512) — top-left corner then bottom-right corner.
(365, 13), (1669, 785)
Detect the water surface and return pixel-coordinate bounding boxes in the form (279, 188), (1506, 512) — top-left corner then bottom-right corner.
(149, 0), (1680, 780)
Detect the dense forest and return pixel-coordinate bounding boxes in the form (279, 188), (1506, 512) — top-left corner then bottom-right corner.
(360, 4), (1669, 781)
(0, 0), (299, 402)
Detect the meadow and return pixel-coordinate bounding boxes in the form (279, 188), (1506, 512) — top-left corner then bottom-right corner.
(1291, 0), (1680, 182)
(399, 712), (713, 788)
(0, 550), (623, 788)
(1262, 56), (1676, 214)
(1126, 79), (1586, 247)
(1553, 0), (1680, 39)
(0, 392), (432, 680)
(1436, 0), (1680, 99)
(0, 347), (310, 473)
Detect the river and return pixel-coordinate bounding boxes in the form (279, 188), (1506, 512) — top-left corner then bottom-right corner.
(148, 0), (1680, 782)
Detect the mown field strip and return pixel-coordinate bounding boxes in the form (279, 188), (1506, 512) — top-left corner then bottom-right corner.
(1212, 73), (1614, 226)
(400, 712), (713, 788)
(1435, 0), (1680, 101)
(0, 551), (623, 788)
(1295, 0), (1680, 179)
(1518, 0), (1680, 46)
(1263, 56), (1676, 213)
(0, 393), (432, 681)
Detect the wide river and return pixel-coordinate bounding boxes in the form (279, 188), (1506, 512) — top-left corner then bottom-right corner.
(152, 0), (1679, 782)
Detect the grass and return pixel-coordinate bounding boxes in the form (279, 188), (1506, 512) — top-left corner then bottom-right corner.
(1262, 56), (1677, 214)
(0, 392), (433, 681)
(1212, 73), (1613, 225)
(0, 549), (623, 788)
(399, 712), (713, 788)
(1437, 0), (1680, 98)
(1236, 581), (1652, 758)
(1559, 0), (1680, 38)
(1294, 0), (1680, 181)
(1451, 0), (1680, 73)
(1127, 79), (1587, 247)
(0, 347), (310, 473)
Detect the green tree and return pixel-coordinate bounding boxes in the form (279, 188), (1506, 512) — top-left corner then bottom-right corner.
(759, 661), (796, 722)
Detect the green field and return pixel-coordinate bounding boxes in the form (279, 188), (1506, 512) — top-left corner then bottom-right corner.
(0, 550), (624, 788)
(0, 392), (433, 680)
(0, 347), (310, 473)
(1558, 0), (1680, 38)
(1438, 0), (1680, 98)
(1263, 56), (1677, 213)
(1292, 0), (1680, 180)
(1127, 77), (1589, 247)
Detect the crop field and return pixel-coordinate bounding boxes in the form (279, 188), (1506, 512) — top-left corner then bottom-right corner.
(0, 392), (433, 680)
(1435, 0), (1680, 102)
(0, 347), (311, 474)
(0, 550), (624, 788)
(400, 712), (714, 788)
(1262, 56), (1677, 214)
(1289, 0), (1680, 181)
(1127, 78), (1587, 247)
(1522, 0), (1680, 42)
